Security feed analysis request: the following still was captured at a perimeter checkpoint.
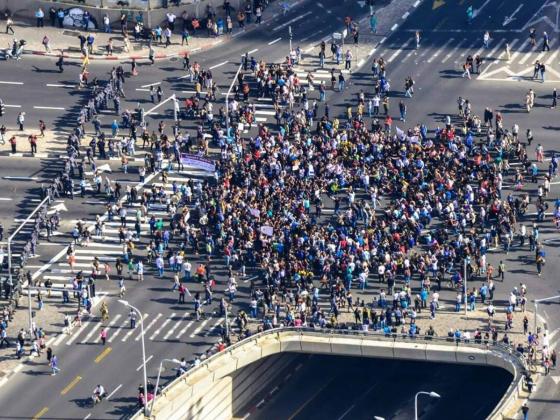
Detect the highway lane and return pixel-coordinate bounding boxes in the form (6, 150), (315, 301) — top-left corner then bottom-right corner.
(244, 354), (512, 420)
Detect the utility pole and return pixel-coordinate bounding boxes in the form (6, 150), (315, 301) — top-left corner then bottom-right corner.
(289, 25), (293, 55)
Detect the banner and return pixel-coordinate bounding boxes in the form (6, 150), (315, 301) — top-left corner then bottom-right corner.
(180, 153), (215, 172)
(260, 226), (274, 237)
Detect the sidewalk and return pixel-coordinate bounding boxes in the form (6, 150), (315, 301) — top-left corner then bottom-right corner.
(0, 0), (307, 61)
(0, 129), (69, 158)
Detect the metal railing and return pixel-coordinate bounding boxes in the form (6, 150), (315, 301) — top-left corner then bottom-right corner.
(136, 326), (527, 419)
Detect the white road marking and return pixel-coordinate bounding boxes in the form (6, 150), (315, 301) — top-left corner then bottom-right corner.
(391, 23), (398, 31)
(209, 61), (229, 69)
(106, 384), (122, 400)
(107, 317), (128, 343)
(3, 104), (21, 108)
(427, 38), (454, 63)
(0, 198), (12, 201)
(189, 318), (210, 338)
(272, 11), (312, 31)
(268, 37), (282, 45)
(2, 176), (39, 180)
(402, 12), (410, 19)
(33, 106), (65, 110)
(204, 318), (224, 337)
(97, 314), (122, 343)
(176, 320), (194, 339)
(135, 313), (162, 341)
(149, 312), (176, 340)
(413, 0), (421, 6)
(140, 82), (161, 88)
(46, 84), (75, 88)
(136, 354), (154, 371)
(247, 48), (259, 54)
(66, 322), (92, 346)
(163, 311), (189, 340)
(0, 81), (23, 85)
(80, 323), (102, 344)
(387, 37), (413, 63)
(441, 38), (467, 63)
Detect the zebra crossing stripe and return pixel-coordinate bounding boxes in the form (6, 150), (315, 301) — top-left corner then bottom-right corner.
(149, 312), (176, 340)
(164, 311), (189, 340)
(135, 313), (162, 341)
(108, 318), (129, 343)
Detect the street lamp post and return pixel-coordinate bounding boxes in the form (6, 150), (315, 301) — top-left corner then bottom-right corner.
(118, 300), (148, 416)
(148, 358), (181, 416)
(225, 62), (243, 139)
(464, 257), (468, 316)
(414, 391), (441, 420)
(533, 295), (560, 334)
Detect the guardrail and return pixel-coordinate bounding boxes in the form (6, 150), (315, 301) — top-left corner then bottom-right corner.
(132, 326), (528, 420)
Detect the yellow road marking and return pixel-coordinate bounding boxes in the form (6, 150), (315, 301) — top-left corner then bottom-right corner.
(61, 375), (82, 395)
(32, 406), (49, 419)
(94, 346), (112, 364)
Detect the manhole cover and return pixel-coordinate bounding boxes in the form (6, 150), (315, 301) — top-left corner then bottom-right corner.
(62, 30), (81, 37)
(170, 57), (178, 62)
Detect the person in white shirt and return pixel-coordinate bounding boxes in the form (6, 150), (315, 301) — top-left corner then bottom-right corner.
(166, 12), (177, 31)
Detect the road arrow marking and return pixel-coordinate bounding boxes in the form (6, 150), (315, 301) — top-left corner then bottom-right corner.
(433, 0), (446, 9)
(551, 376), (560, 385)
(48, 202), (68, 215)
(96, 163), (112, 173)
(473, 0), (492, 18)
(503, 4), (523, 26)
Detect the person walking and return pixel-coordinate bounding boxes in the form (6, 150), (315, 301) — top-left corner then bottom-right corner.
(542, 31), (550, 52)
(552, 88), (557, 109)
(9, 135), (17, 153)
(57, 53), (64, 73)
(17, 112), (24, 131)
(129, 308), (137, 329)
(100, 328), (107, 345)
(36, 8), (45, 27)
(521, 402), (529, 420)
(50, 354), (61, 375)
(6, 16), (15, 34)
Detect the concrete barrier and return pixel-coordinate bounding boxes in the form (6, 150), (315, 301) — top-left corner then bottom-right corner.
(133, 328), (526, 420)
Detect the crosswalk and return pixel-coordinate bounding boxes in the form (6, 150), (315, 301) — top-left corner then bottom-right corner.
(53, 311), (225, 347)
(26, 169), (211, 299)
(372, 32), (560, 82)
(293, 31), (560, 83)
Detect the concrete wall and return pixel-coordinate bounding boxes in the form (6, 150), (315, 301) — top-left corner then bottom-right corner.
(135, 329), (526, 420)
(0, 0), (245, 26)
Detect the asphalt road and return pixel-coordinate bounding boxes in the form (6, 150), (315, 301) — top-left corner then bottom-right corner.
(0, 1), (374, 419)
(0, 0), (560, 418)
(242, 353), (512, 420)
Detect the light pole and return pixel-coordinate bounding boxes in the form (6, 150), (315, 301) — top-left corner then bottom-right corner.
(288, 25), (292, 55)
(414, 391), (440, 420)
(148, 358), (181, 416)
(118, 299), (148, 416)
(464, 257), (468, 316)
(534, 295), (560, 334)
(225, 62), (243, 140)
